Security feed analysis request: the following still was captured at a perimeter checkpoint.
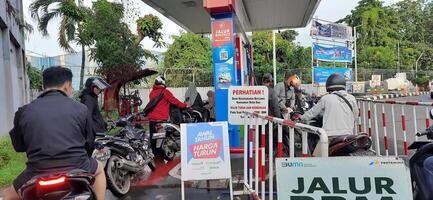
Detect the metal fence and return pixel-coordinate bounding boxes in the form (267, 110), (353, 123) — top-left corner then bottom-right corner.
(357, 68), (433, 82)
(163, 68), (213, 87)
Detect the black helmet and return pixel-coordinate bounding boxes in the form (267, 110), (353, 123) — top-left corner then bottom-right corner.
(262, 73), (273, 84)
(326, 73), (346, 92)
(155, 75), (166, 86)
(85, 77), (110, 91)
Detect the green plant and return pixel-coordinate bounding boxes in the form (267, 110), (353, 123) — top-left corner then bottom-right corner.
(0, 137), (26, 187)
(27, 62), (42, 90)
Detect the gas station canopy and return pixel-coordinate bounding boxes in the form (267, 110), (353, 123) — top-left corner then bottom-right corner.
(141, 0), (321, 34)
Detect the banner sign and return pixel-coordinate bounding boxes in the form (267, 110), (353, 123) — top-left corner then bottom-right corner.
(212, 14), (236, 90)
(311, 20), (352, 40)
(228, 86), (268, 125)
(181, 122), (231, 181)
(314, 67), (352, 86)
(276, 157), (413, 200)
(313, 44), (352, 63)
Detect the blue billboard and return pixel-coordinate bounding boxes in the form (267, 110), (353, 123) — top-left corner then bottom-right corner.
(314, 67), (353, 86)
(313, 44), (352, 63)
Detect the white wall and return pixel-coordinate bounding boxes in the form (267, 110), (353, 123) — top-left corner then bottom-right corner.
(137, 87), (214, 107)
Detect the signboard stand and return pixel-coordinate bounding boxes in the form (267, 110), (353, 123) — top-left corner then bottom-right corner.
(181, 122), (233, 200)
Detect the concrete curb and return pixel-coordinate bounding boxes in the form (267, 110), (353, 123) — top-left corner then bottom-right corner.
(362, 92), (429, 100)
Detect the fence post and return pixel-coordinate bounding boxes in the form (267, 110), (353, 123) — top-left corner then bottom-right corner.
(373, 103), (381, 156)
(358, 101), (362, 133)
(268, 121), (274, 200)
(302, 131), (308, 157)
(426, 107), (430, 129)
(363, 101), (367, 134)
(381, 104), (389, 156)
(368, 102), (372, 137)
(413, 106), (418, 141)
(401, 106), (408, 156)
(243, 114), (249, 190)
(277, 124), (283, 157)
(249, 123), (254, 189)
(289, 127), (295, 158)
(391, 104), (398, 156)
(255, 117), (259, 192)
(260, 119), (266, 200)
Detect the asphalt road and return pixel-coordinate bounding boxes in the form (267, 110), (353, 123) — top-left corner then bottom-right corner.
(359, 94), (433, 156)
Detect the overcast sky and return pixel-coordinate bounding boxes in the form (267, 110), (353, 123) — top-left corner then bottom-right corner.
(24, 0), (402, 57)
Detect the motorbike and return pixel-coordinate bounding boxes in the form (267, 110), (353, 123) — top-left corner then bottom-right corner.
(409, 109), (433, 200)
(152, 108), (206, 161)
(19, 169), (96, 200)
(92, 113), (155, 196)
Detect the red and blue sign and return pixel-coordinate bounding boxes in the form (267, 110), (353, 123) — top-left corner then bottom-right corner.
(186, 123), (225, 163)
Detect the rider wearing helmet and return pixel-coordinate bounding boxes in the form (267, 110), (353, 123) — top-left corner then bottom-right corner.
(274, 74), (302, 119)
(262, 73), (282, 118)
(301, 73), (358, 136)
(80, 77), (111, 135)
(147, 76), (189, 151)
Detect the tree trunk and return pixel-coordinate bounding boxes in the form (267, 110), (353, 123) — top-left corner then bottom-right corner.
(104, 81), (121, 113)
(79, 44), (86, 89)
(102, 69), (157, 114)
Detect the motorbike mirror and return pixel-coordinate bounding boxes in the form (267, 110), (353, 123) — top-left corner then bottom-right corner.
(430, 109), (433, 120)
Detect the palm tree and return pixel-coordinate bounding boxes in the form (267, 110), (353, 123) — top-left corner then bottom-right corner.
(29, 0), (88, 89)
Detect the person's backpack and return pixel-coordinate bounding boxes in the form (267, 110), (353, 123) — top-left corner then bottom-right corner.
(142, 91), (165, 117)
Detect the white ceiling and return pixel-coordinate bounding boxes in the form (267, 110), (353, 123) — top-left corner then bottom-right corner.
(142, 0), (321, 34)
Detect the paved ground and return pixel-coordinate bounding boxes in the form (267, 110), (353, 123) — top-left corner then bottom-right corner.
(360, 94), (433, 156)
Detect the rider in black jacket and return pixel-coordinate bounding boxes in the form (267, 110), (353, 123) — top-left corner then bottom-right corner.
(5, 67), (106, 200)
(80, 77), (110, 135)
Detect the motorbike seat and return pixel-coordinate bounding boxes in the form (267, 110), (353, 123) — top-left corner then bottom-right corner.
(329, 135), (357, 147)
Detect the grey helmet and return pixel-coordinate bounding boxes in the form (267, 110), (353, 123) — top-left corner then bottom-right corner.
(325, 73), (346, 93)
(85, 77), (110, 91)
(262, 73), (273, 84)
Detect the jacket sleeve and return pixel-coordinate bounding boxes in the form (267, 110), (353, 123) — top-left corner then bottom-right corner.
(271, 91), (282, 118)
(9, 107), (26, 152)
(84, 110), (95, 157)
(301, 96), (325, 121)
(274, 83), (287, 109)
(81, 96), (95, 117)
(165, 90), (188, 108)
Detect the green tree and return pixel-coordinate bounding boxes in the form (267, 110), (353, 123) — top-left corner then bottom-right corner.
(163, 32), (212, 87)
(29, 0), (90, 89)
(27, 62), (42, 90)
(252, 30), (311, 83)
(83, 0), (164, 112)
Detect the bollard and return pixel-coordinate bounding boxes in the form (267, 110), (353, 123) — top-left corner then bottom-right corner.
(255, 118), (259, 192)
(426, 107), (430, 129)
(368, 102), (372, 137)
(289, 127), (295, 158)
(277, 124), (282, 157)
(391, 104), (398, 156)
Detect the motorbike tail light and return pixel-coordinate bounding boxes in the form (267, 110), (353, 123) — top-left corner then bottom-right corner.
(37, 176), (67, 187)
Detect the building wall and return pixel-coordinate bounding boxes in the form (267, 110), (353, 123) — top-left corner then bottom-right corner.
(0, 0), (28, 136)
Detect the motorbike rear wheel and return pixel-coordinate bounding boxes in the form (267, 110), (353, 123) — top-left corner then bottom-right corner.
(160, 139), (176, 161)
(106, 154), (131, 196)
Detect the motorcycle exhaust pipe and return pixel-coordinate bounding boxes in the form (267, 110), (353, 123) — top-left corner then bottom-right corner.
(116, 159), (142, 173)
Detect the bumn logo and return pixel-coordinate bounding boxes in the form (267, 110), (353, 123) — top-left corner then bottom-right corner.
(282, 162), (304, 168)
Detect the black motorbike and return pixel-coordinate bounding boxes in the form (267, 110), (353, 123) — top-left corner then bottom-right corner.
(152, 108), (205, 160)
(19, 169), (96, 200)
(92, 113), (155, 196)
(410, 114), (433, 200)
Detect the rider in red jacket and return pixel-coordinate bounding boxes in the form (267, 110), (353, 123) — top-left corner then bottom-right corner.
(148, 76), (189, 151)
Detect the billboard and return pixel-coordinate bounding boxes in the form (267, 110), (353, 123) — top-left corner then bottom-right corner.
(314, 67), (352, 86)
(311, 20), (352, 40)
(313, 44), (352, 63)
